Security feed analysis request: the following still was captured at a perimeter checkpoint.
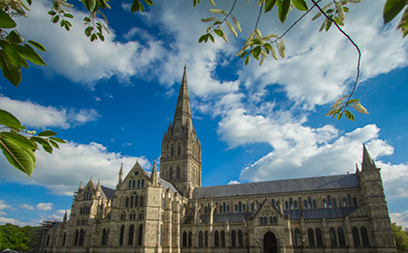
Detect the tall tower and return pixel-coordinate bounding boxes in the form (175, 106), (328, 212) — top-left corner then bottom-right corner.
(160, 67), (202, 198)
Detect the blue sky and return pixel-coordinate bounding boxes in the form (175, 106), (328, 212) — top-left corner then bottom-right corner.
(1, 0), (408, 228)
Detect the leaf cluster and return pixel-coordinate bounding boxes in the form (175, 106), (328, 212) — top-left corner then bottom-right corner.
(384, 0), (408, 37)
(326, 95), (368, 121)
(392, 223), (408, 252)
(48, 0), (74, 31)
(0, 223), (34, 251)
(0, 2), (46, 86)
(0, 110), (66, 177)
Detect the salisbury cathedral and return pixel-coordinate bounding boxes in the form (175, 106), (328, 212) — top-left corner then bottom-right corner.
(40, 68), (397, 253)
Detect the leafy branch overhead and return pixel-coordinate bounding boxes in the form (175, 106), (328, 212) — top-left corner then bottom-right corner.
(0, 110), (66, 177)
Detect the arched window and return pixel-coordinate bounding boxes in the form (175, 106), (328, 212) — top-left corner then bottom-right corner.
(308, 228), (315, 247)
(338, 227), (346, 246)
(347, 194), (353, 206)
(361, 227), (370, 247)
(239, 201), (242, 212)
(79, 229), (85, 246)
(304, 200), (308, 209)
(352, 227), (361, 246)
(63, 232), (66, 246)
(74, 229), (79, 246)
(214, 230), (220, 247)
(178, 145), (181, 156)
(294, 229), (301, 247)
(316, 228), (323, 247)
(205, 231), (208, 248)
(343, 197), (347, 207)
(140, 196), (144, 207)
(128, 224), (134, 245)
(125, 197), (129, 208)
(308, 197), (312, 208)
(176, 167), (180, 179)
(188, 231), (192, 247)
(128, 180), (132, 189)
(169, 168), (173, 180)
(141, 179), (144, 187)
(323, 199), (327, 208)
(353, 197), (358, 206)
(231, 230), (236, 247)
(329, 227), (337, 246)
(221, 231), (225, 247)
(290, 198), (293, 209)
(119, 225), (125, 246)
(135, 195), (138, 207)
(182, 232), (187, 247)
(102, 228), (108, 245)
(138, 225), (143, 246)
(238, 230), (243, 247)
(130, 196), (134, 208)
(327, 195), (332, 207)
(199, 231), (203, 247)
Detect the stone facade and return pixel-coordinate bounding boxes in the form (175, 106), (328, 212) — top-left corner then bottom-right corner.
(40, 68), (397, 253)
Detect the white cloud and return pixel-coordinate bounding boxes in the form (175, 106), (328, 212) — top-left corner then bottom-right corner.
(36, 203), (53, 211)
(44, 209), (69, 222)
(0, 95), (99, 129)
(228, 180), (241, 185)
(21, 204), (34, 210)
(0, 200), (11, 211)
(0, 141), (151, 196)
(390, 211), (408, 229)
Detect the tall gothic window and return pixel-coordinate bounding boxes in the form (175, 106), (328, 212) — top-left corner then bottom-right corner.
(238, 230), (243, 247)
(128, 225), (134, 245)
(329, 227), (337, 246)
(178, 145), (181, 156)
(361, 227), (370, 247)
(101, 229), (108, 246)
(205, 231), (208, 248)
(176, 167), (180, 179)
(214, 230), (220, 247)
(119, 225), (124, 246)
(198, 231), (203, 247)
(138, 225), (143, 246)
(182, 232), (187, 247)
(188, 231), (192, 247)
(308, 228), (315, 247)
(294, 229), (301, 247)
(231, 230), (236, 247)
(338, 227), (346, 246)
(221, 231), (225, 247)
(352, 227), (361, 246)
(316, 228), (323, 247)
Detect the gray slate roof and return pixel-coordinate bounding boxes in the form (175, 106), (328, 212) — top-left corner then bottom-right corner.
(194, 174), (359, 198)
(101, 186), (115, 199)
(145, 172), (179, 193)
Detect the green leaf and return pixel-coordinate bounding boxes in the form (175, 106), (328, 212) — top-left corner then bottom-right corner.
(265, 0), (277, 13)
(13, 44), (46, 66)
(0, 9), (17, 28)
(143, 0), (154, 6)
(48, 11), (57, 16)
(1, 132), (37, 150)
(0, 136), (35, 177)
(83, 0), (97, 11)
(345, 98), (359, 106)
(30, 136), (53, 154)
(383, 0), (407, 24)
(6, 30), (25, 44)
(244, 55), (250, 65)
(0, 110), (25, 129)
(85, 26), (93, 37)
(49, 137), (66, 143)
(49, 139), (59, 149)
(38, 130), (57, 137)
(90, 33), (97, 42)
(278, 0), (291, 23)
(97, 32), (105, 41)
(52, 15), (60, 23)
(0, 42), (22, 86)
(345, 110), (355, 121)
(397, 7), (408, 37)
(208, 33), (214, 43)
(64, 13), (74, 19)
(198, 34), (208, 43)
(337, 112), (343, 120)
(292, 0), (308, 11)
(28, 40), (46, 52)
(214, 29), (224, 37)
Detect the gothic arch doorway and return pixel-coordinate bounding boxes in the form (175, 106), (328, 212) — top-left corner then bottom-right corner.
(263, 231), (278, 253)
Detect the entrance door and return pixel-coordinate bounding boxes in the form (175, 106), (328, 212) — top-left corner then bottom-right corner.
(263, 231), (278, 253)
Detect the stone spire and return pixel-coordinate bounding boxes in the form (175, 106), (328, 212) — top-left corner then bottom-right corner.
(118, 163), (123, 184)
(172, 66), (193, 132)
(151, 159), (159, 186)
(63, 210), (67, 222)
(361, 143), (377, 171)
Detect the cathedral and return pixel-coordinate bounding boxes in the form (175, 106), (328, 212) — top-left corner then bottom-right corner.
(40, 68), (397, 253)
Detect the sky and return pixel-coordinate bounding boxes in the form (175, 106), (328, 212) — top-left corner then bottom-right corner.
(0, 0), (408, 228)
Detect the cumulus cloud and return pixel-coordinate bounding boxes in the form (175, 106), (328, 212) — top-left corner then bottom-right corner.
(0, 201), (11, 213)
(21, 204), (34, 210)
(0, 141), (151, 196)
(36, 203), (53, 211)
(0, 95), (99, 129)
(390, 211), (408, 229)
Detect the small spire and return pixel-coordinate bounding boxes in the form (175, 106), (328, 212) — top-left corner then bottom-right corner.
(151, 159), (159, 186)
(118, 163), (123, 184)
(361, 143), (377, 170)
(96, 179), (101, 191)
(355, 163), (360, 173)
(78, 181), (83, 191)
(63, 210), (67, 222)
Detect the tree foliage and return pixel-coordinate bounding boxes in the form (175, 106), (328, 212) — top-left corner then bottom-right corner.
(0, 223), (34, 251)
(392, 223), (408, 252)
